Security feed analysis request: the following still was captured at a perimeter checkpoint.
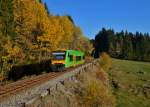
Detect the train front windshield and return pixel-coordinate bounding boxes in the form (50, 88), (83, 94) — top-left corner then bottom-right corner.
(52, 52), (66, 60)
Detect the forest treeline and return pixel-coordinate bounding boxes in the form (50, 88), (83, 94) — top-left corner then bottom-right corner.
(0, 0), (92, 76)
(92, 28), (150, 61)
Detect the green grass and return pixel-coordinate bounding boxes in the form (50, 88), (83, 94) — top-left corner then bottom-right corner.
(109, 59), (150, 107)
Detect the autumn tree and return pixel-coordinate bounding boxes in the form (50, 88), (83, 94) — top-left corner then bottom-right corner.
(59, 16), (74, 49)
(72, 27), (92, 55)
(0, 0), (15, 38)
(0, 0), (93, 78)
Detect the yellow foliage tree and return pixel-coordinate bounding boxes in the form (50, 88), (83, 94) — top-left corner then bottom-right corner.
(0, 0), (93, 67)
(59, 16), (74, 48)
(12, 0), (37, 62)
(1, 39), (22, 78)
(0, 0), (15, 38)
(72, 27), (93, 55)
(48, 16), (65, 49)
(33, 3), (64, 61)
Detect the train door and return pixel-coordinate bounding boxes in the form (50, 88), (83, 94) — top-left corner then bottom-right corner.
(73, 55), (76, 67)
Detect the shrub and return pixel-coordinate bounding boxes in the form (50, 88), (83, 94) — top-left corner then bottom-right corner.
(76, 70), (116, 107)
(99, 52), (112, 71)
(96, 68), (109, 86)
(83, 80), (115, 107)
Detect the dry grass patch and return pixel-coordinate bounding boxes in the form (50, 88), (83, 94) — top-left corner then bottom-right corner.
(75, 67), (116, 107)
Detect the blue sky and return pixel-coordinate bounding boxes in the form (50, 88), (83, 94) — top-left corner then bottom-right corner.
(42, 0), (150, 39)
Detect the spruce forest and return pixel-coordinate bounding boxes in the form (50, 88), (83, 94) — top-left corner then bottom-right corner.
(92, 28), (150, 61)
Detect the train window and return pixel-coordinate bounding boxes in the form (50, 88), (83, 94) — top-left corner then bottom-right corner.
(83, 56), (85, 59)
(76, 56), (81, 61)
(69, 55), (73, 61)
(52, 52), (66, 60)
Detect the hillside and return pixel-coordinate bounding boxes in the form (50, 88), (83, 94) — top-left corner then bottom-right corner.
(109, 59), (150, 107)
(0, 0), (92, 80)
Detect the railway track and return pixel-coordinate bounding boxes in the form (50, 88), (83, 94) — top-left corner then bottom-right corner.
(0, 71), (68, 101)
(0, 59), (94, 102)
(0, 59), (97, 107)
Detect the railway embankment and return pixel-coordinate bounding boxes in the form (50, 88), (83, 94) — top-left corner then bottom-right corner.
(0, 55), (116, 107)
(41, 60), (116, 107)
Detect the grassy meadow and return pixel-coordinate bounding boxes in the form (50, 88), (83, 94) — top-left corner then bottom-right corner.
(109, 59), (150, 107)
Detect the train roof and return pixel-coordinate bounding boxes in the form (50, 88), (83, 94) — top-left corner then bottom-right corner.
(67, 50), (84, 55)
(52, 49), (84, 55)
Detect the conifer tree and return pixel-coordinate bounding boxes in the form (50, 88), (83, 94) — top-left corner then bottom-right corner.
(93, 28), (150, 61)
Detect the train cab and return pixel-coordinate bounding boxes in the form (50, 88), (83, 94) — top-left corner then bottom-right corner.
(51, 50), (66, 71)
